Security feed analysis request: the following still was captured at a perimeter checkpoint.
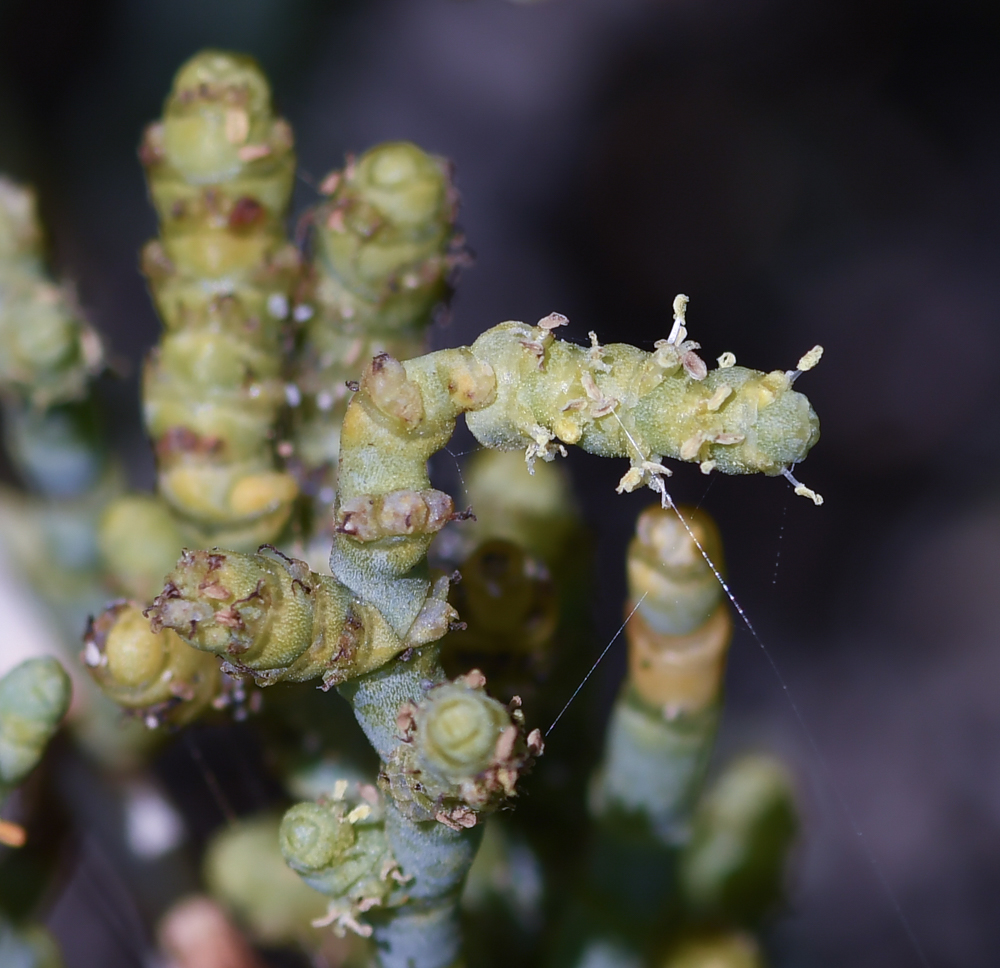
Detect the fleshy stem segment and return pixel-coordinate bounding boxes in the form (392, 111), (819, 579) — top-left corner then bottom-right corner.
(0, 175), (106, 499)
(0, 657), (72, 808)
(0, 658), (72, 966)
(292, 141), (463, 512)
(562, 505), (733, 968)
(138, 49), (300, 551)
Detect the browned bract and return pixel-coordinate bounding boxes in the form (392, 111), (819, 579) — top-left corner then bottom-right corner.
(155, 426), (225, 459)
(335, 488), (454, 542)
(360, 352), (425, 426)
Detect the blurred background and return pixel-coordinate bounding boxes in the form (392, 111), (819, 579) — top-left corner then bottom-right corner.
(1, 0), (999, 965)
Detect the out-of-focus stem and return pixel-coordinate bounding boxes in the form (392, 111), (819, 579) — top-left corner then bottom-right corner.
(678, 755), (797, 927)
(561, 506), (732, 968)
(592, 505), (730, 844)
(0, 177), (104, 421)
(659, 931), (763, 968)
(138, 49), (299, 551)
(292, 142), (462, 502)
(0, 657), (71, 806)
(0, 175), (111, 629)
(0, 917), (64, 968)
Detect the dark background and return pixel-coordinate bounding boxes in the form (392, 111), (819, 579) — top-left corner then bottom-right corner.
(2, 0), (999, 965)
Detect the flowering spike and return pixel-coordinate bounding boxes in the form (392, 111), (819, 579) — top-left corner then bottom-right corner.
(140, 50), (299, 548)
(293, 141), (464, 511)
(279, 784), (403, 938)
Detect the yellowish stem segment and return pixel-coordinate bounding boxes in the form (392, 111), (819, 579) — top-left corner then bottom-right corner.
(591, 505), (732, 844)
(83, 601), (221, 728)
(626, 506), (731, 715)
(660, 932), (763, 968)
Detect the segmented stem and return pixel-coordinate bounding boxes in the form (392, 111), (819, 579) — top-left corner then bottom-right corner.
(139, 50), (300, 550)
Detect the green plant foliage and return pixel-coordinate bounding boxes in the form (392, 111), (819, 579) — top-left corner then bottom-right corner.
(0, 179), (102, 411)
(0, 47), (824, 968)
(295, 141), (463, 485)
(0, 658), (71, 802)
(139, 50), (300, 548)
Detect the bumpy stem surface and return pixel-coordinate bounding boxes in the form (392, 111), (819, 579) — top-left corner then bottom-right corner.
(330, 313), (816, 657)
(293, 141), (462, 505)
(138, 49), (299, 550)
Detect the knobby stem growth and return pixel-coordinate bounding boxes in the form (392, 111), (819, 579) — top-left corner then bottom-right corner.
(72, 49), (823, 968)
(148, 304), (818, 964)
(139, 51), (300, 549)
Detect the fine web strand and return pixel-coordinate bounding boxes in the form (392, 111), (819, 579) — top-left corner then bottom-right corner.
(664, 496), (932, 968)
(545, 592), (648, 738)
(695, 474), (717, 509)
(295, 167), (319, 191)
(595, 410), (929, 966)
(75, 872), (147, 966)
(185, 732), (238, 826)
(772, 501), (787, 586)
(444, 445), (478, 499)
(80, 836), (154, 964)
